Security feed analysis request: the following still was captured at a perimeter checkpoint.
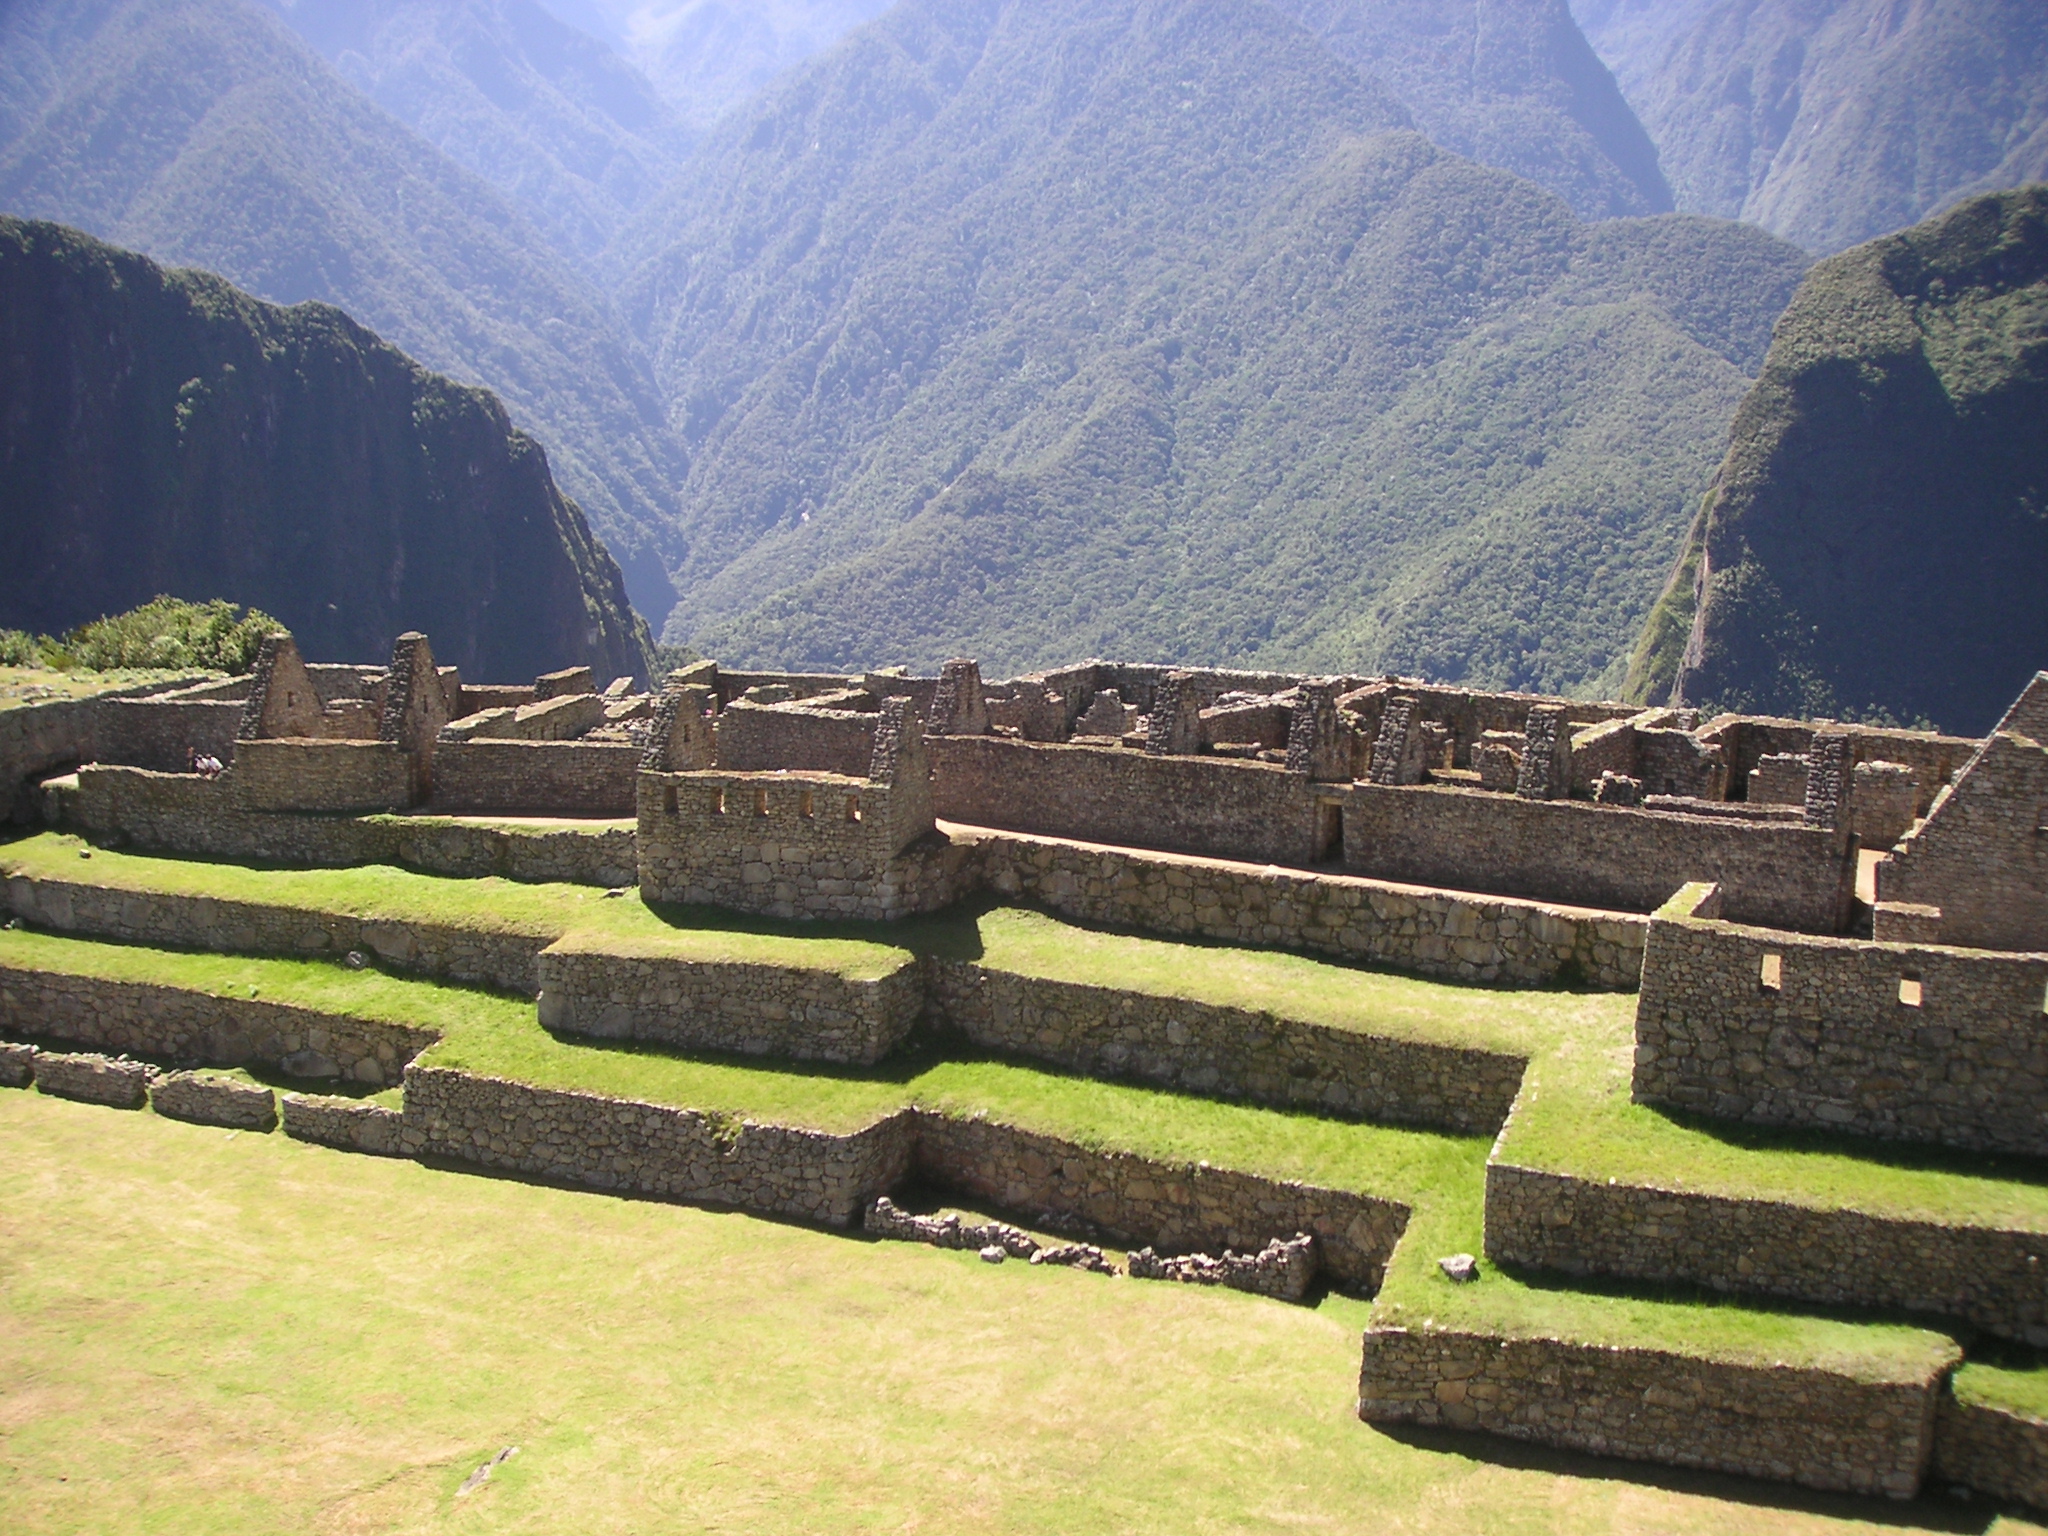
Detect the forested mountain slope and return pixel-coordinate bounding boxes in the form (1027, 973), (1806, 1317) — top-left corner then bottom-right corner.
(0, 0), (686, 621)
(1626, 189), (2048, 735)
(1265, 0), (1669, 220)
(260, 0), (691, 261)
(1575, 0), (2048, 255)
(621, 0), (1806, 690)
(545, 0), (892, 133)
(0, 218), (652, 683)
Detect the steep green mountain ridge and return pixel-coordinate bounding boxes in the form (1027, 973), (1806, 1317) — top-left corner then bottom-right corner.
(0, 0), (686, 621)
(260, 0), (691, 260)
(0, 216), (653, 684)
(1626, 188), (2048, 735)
(1265, 0), (1670, 220)
(623, 0), (1806, 690)
(1575, 0), (2048, 255)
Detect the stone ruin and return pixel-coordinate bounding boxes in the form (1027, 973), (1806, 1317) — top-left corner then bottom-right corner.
(9, 635), (2048, 1511)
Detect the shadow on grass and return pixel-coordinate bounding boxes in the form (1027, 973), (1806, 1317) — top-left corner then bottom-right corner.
(1368, 1421), (2000, 1530)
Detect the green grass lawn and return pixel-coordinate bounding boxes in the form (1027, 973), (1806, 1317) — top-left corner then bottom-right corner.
(4, 1090), (2033, 1536)
(1495, 997), (2048, 1232)
(2, 832), (914, 980)
(0, 927), (1977, 1382)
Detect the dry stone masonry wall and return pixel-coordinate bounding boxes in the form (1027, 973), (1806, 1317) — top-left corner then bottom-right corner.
(971, 828), (1646, 990)
(2, 872), (547, 995)
(1485, 1162), (2048, 1343)
(1635, 889), (2048, 1155)
(536, 942), (924, 1067)
(910, 1112), (1405, 1291)
(0, 964), (436, 1086)
(928, 960), (1524, 1135)
(1357, 1325), (1949, 1499)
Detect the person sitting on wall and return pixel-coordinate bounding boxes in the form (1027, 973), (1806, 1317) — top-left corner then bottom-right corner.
(188, 748), (224, 780)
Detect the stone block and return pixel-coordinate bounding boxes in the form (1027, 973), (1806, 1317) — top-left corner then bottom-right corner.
(35, 1050), (152, 1108)
(152, 1072), (278, 1130)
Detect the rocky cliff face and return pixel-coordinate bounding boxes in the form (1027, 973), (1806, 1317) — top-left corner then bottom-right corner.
(1626, 188), (2048, 735)
(0, 216), (654, 684)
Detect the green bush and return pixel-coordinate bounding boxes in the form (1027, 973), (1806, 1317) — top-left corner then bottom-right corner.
(0, 629), (43, 667)
(29, 597), (284, 675)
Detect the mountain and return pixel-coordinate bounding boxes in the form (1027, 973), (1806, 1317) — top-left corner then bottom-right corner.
(259, 0), (690, 260)
(1574, 0), (2048, 255)
(0, 216), (652, 684)
(619, 0), (1806, 691)
(537, 0), (892, 132)
(0, 0), (685, 622)
(1265, 0), (1671, 220)
(1625, 188), (2048, 735)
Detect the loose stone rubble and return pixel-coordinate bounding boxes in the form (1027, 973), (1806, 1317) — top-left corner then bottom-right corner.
(1128, 1233), (1318, 1301)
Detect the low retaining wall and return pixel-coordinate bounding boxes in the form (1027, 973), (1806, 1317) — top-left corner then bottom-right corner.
(1635, 894), (2048, 1157)
(1933, 1390), (2048, 1511)
(282, 1093), (406, 1155)
(536, 942), (924, 1067)
(928, 961), (1524, 1135)
(0, 964), (437, 1087)
(2, 873), (547, 995)
(1486, 1163), (2048, 1343)
(911, 1113), (1405, 1291)
(1357, 1325), (1948, 1499)
(33, 1050), (151, 1108)
(153, 1072), (277, 1130)
(0, 1040), (34, 1085)
(399, 1065), (915, 1227)
(966, 827), (1645, 990)
(67, 767), (635, 887)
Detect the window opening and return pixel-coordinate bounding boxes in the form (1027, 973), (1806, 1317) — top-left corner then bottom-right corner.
(713, 788), (726, 816)
(846, 794), (863, 823)
(1899, 973), (1923, 1008)
(663, 786), (678, 815)
(1759, 953), (1782, 991)
(753, 788), (769, 817)
(799, 791), (814, 819)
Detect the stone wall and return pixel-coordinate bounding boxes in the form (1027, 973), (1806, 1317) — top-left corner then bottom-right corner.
(536, 940), (925, 1067)
(0, 963), (435, 1087)
(967, 827), (1647, 990)
(281, 1093), (407, 1155)
(1484, 1162), (2048, 1342)
(1933, 1390), (2048, 1512)
(2, 872), (546, 995)
(713, 701), (878, 777)
(929, 735), (1320, 866)
(431, 740), (640, 816)
(98, 692), (244, 772)
(32, 1049), (152, 1107)
(927, 960), (1525, 1135)
(1357, 1325), (1946, 1499)
(1878, 732), (2048, 952)
(0, 679), (212, 819)
(1339, 782), (1852, 933)
(232, 739), (412, 813)
(399, 1065), (915, 1226)
(638, 769), (971, 921)
(910, 1112), (1407, 1290)
(152, 1072), (277, 1129)
(66, 766), (635, 886)
(1634, 891), (2048, 1155)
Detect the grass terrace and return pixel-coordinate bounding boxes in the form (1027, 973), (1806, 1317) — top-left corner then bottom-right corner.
(0, 926), (1980, 1386)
